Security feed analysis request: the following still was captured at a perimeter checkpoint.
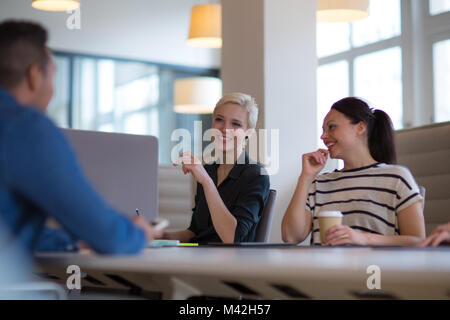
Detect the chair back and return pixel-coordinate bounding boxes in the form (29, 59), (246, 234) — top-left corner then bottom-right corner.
(419, 186), (426, 210)
(254, 189), (277, 242)
(395, 122), (450, 235)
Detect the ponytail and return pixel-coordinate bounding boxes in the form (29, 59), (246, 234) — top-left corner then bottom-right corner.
(369, 109), (396, 164)
(331, 97), (397, 164)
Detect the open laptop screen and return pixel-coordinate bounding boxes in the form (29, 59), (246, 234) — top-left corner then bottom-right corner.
(63, 129), (158, 222)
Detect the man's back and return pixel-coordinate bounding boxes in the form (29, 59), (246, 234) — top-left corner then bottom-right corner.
(0, 87), (147, 254)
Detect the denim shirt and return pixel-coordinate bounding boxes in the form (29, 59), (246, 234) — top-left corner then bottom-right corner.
(0, 87), (146, 254)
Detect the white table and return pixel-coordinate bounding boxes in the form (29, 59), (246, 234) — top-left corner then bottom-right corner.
(34, 246), (450, 300)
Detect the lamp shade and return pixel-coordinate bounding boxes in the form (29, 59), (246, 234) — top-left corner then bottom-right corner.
(317, 0), (369, 22)
(187, 4), (222, 48)
(32, 0), (80, 11)
(174, 77), (222, 114)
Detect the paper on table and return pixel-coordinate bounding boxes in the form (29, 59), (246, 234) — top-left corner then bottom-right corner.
(148, 240), (180, 247)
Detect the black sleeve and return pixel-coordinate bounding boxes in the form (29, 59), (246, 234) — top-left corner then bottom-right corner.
(232, 168), (270, 242)
(187, 183), (201, 235)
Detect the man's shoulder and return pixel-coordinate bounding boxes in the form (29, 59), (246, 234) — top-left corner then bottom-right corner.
(1, 103), (56, 137)
(0, 100), (28, 124)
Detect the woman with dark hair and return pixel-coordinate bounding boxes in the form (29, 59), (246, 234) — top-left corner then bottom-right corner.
(282, 97), (425, 246)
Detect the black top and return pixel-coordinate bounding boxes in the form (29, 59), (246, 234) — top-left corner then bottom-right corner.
(188, 152), (270, 243)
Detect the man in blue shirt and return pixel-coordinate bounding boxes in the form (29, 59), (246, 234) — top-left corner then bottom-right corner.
(0, 20), (161, 254)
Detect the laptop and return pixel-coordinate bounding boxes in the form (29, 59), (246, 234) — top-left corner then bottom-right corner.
(63, 129), (159, 222)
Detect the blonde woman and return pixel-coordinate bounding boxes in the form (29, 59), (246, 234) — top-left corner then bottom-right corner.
(163, 93), (270, 243)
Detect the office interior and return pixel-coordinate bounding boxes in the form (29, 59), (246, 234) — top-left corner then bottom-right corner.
(0, 0), (449, 301)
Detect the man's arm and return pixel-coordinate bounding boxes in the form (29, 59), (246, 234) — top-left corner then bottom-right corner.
(34, 227), (79, 252)
(3, 111), (147, 254)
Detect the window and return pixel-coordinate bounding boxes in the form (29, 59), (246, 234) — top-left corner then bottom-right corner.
(316, 60), (348, 146)
(317, 23), (350, 58)
(354, 47), (403, 129)
(427, 0), (450, 124)
(316, 0), (450, 146)
(72, 57), (160, 134)
(351, 0), (401, 48)
(316, 0), (402, 148)
(429, 0), (450, 15)
(48, 52), (219, 165)
(433, 39), (450, 122)
(47, 55), (70, 128)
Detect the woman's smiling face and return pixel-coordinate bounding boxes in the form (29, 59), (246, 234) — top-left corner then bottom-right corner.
(320, 109), (367, 159)
(212, 103), (249, 153)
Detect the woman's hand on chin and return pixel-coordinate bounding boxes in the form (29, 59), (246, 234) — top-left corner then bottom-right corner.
(301, 149), (329, 179)
(174, 151), (212, 186)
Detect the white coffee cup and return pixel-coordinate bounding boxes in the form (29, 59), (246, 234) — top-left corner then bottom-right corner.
(318, 210), (343, 244)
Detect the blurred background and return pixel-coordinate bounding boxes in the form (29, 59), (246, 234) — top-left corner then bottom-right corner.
(0, 0), (449, 242)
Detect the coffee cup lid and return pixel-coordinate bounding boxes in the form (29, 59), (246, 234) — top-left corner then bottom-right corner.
(318, 210), (342, 218)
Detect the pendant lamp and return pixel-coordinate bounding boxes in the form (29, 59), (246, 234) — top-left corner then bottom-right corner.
(32, 0), (80, 12)
(317, 0), (369, 22)
(174, 77), (222, 114)
(187, 4), (222, 48)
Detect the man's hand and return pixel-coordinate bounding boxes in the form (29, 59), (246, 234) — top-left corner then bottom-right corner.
(132, 215), (164, 243)
(418, 222), (450, 247)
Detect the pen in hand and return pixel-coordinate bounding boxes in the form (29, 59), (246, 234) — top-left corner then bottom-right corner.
(134, 208), (168, 237)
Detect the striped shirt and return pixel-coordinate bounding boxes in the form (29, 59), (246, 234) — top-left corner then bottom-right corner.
(306, 163), (423, 246)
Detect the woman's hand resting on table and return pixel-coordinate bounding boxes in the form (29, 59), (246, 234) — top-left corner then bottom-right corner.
(324, 225), (368, 246)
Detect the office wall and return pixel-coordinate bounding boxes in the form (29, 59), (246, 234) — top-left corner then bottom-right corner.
(0, 0), (220, 69)
(222, 0), (317, 243)
(264, 0), (317, 244)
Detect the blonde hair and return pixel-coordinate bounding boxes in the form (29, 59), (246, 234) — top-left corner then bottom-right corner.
(213, 92), (258, 129)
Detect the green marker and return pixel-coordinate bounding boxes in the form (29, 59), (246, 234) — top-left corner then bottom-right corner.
(178, 243), (199, 247)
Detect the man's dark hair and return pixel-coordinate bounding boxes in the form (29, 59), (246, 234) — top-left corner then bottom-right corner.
(0, 20), (49, 90)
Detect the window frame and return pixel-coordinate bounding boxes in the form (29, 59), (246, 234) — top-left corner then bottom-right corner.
(51, 50), (220, 129)
(317, 0), (450, 129)
(49, 50), (219, 164)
